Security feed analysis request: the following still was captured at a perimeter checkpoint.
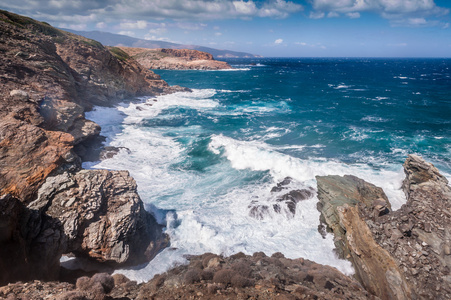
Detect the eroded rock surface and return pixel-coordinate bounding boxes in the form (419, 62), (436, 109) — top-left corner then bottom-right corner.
(317, 155), (451, 299)
(0, 10), (178, 284)
(29, 170), (168, 265)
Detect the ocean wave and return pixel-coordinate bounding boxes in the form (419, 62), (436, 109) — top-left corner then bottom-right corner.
(360, 116), (390, 123)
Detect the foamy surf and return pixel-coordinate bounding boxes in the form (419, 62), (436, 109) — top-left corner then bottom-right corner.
(82, 57), (451, 283)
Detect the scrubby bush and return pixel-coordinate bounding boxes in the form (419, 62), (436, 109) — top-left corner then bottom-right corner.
(201, 269), (214, 281)
(184, 269), (201, 284)
(271, 252), (285, 259)
(231, 260), (252, 277)
(91, 273), (114, 293)
(212, 269), (234, 284)
(230, 252), (246, 259)
(231, 274), (255, 288)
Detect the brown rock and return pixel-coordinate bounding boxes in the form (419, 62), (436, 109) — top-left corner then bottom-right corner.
(316, 175), (411, 299)
(29, 170), (168, 265)
(119, 47), (233, 70)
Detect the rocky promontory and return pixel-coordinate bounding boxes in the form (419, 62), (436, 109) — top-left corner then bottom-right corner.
(0, 9), (185, 285)
(317, 154), (451, 299)
(118, 47), (233, 70)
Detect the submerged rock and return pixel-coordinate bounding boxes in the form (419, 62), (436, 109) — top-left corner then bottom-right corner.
(249, 177), (315, 220)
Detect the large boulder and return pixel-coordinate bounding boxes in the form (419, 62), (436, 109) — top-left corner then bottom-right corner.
(29, 170), (168, 265)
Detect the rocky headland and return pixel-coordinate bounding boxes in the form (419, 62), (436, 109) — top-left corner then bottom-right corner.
(118, 47), (233, 70)
(0, 9), (185, 285)
(1, 9), (450, 300)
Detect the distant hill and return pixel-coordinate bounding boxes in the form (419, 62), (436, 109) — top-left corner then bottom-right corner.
(64, 29), (261, 58)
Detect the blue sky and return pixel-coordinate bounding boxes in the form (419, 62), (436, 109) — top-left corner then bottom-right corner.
(2, 0), (451, 57)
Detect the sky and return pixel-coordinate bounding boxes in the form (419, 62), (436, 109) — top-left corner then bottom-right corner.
(2, 0), (451, 57)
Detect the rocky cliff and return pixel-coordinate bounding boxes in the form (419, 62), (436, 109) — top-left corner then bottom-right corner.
(118, 47), (233, 70)
(0, 10), (184, 284)
(317, 154), (451, 299)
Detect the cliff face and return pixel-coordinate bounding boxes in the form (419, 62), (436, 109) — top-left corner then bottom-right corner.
(0, 10), (182, 284)
(119, 47), (233, 70)
(317, 155), (451, 300)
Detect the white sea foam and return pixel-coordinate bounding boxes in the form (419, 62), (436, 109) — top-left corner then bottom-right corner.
(84, 88), (409, 283)
(208, 134), (406, 209)
(361, 116), (390, 123)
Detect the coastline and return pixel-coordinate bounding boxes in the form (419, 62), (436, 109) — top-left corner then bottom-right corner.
(1, 9), (451, 300)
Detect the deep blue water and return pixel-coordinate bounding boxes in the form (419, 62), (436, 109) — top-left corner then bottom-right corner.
(85, 58), (451, 281)
(155, 58), (451, 173)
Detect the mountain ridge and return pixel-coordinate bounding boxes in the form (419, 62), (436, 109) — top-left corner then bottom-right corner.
(63, 29), (261, 59)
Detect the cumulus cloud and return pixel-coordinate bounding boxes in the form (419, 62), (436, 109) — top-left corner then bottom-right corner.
(119, 20), (148, 30)
(346, 12), (360, 19)
(96, 22), (107, 29)
(2, 0), (303, 26)
(274, 38), (284, 44)
(309, 0), (449, 26)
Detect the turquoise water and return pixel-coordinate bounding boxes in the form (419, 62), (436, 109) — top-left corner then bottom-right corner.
(85, 58), (451, 281)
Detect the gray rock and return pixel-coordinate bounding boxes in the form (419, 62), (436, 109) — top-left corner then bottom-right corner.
(31, 170), (168, 265)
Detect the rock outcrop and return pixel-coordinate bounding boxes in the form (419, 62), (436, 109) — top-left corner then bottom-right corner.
(317, 155), (451, 300)
(0, 10), (182, 284)
(119, 47), (233, 70)
(29, 170), (168, 265)
(0, 253), (375, 300)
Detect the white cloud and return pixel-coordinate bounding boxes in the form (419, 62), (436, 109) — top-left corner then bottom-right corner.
(148, 27), (168, 35)
(346, 12), (360, 19)
(309, 11), (325, 19)
(119, 20), (148, 30)
(310, 0), (449, 20)
(215, 32), (223, 36)
(2, 0), (303, 25)
(408, 17), (427, 25)
(274, 38), (283, 44)
(118, 30), (136, 37)
(327, 11), (339, 18)
(58, 23), (87, 31)
(96, 22), (107, 29)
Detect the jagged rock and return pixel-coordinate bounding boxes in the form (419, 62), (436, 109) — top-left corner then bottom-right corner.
(0, 118), (75, 203)
(29, 170), (168, 265)
(317, 156), (451, 299)
(0, 10), (179, 284)
(249, 177), (315, 219)
(316, 175), (410, 299)
(0, 9), (188, 204)
(119, 47), (233, 70)
(364, 155), (451, 299)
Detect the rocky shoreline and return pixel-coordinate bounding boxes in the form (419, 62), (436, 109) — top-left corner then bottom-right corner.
(0, 9), (185, 285)
(1, 9), (450, 300)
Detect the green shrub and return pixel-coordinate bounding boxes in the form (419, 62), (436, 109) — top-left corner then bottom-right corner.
(109, 47), (130, 61)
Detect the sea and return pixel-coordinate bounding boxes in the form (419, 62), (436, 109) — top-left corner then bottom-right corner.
(83, 58), (451, 282)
